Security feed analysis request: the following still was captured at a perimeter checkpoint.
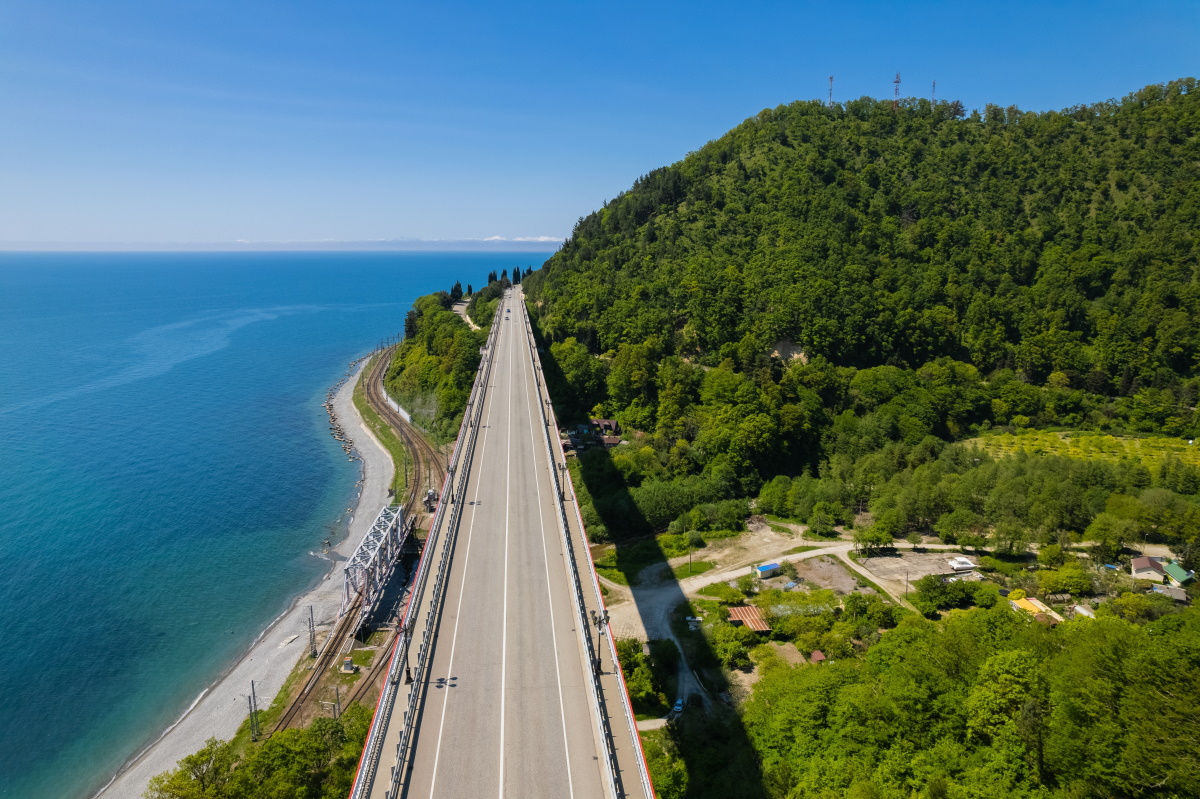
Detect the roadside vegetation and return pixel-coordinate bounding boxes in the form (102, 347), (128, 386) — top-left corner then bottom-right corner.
(144, 704), (371, 799)
(384, 292), (484, 441)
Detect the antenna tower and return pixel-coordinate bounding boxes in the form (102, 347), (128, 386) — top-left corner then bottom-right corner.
(828, 75), (834, 108)
(893, 72), (901, 112)
(932, 79), (937, 106)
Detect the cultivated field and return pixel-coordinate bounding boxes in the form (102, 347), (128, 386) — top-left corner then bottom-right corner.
(966, 429), (1200, 469)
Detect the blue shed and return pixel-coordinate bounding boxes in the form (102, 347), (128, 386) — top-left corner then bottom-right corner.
(755, 563), (781, 578)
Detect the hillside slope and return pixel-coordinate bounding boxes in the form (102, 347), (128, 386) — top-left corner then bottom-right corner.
(526, 79), (1199, 388)
(522, 81), (1200, 555)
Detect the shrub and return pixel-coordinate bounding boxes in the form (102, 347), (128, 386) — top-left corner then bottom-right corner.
(1036, 564), (1093, 596)
(698, 582), (746, 604)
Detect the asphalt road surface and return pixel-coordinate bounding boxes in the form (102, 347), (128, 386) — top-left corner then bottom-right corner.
(395, 291), (609, 799)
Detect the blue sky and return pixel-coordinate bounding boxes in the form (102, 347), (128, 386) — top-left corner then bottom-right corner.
(1, 0), (1197, 247)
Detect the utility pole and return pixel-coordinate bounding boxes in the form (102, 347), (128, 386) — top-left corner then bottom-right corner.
(308, 606), (317, 659)
(932, 79), (936, 107)
(249, 681), (261, 741)
(828, 75), (834, 108)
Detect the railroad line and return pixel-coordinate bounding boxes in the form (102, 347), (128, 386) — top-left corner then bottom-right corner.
(271, 595), (362, 733)
(271, 347), (446, 732)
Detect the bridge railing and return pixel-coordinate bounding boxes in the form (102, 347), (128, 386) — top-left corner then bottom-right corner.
(519, 298), (655, 799)
(349, 298), (505, 799)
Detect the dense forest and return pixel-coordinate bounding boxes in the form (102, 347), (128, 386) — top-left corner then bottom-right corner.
(383, 292), (485, 439)
(522, 80), (1200, 571)
(633, 600), (1200, 799)
(736, 605), (1200, 799)
(518, 80), (1200, 799)
(383, 267), (537, 439)
(525, 80), (1200, 388)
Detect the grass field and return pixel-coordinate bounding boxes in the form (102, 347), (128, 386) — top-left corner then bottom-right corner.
(672, 560), (715, 580)
(966, 429), (1200, 469)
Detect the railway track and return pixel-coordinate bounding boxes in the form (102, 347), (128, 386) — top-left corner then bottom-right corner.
(271, 595), (362, 733)
(363, 346), (447, 511)
(272, 347), (446, 730)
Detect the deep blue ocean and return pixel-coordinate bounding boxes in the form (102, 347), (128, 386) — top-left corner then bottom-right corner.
(0, 251), (551, 799)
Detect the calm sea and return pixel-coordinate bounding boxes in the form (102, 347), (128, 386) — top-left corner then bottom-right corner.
(0, 251), (550, 798)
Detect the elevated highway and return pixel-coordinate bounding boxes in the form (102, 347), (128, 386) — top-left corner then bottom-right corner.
(350, 288), (652, 799)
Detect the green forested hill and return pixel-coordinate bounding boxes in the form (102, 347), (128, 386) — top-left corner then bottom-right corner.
(526, 79), (1199, 386)
(527, 82), (1200, 799)
(522, 80), (1200, 560)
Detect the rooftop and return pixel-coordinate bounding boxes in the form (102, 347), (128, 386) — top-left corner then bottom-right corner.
(1131, 556), (1166, 575)
(727, 606), (771, 632)
(1165, 560), (1194, 584)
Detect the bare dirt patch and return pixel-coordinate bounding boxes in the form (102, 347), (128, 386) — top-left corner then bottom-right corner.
(795, 555), (859, 594)
(768, 641), (805, 665)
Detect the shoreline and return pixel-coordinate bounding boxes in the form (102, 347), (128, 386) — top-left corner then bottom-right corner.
(96, 355), (395, 799)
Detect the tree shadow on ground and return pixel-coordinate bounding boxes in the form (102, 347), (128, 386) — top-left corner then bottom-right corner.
(536, 337), (767, 799)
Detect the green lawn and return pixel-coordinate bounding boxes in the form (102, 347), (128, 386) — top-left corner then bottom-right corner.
(672, 560), (716, 580)
(784, 545), (824, 556)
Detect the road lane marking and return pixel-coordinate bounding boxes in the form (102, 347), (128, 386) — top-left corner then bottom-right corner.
(499, 299), (514, 799)
(426, 300), (507, 797)
(517, 299), (576, 798)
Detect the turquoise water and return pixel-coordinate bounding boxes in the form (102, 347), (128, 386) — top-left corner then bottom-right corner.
(0, 251), (550, 799)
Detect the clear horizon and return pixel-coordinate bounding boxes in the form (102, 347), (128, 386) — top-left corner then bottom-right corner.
(0, 237), (563, 252)
(2, 0), (1198, 246)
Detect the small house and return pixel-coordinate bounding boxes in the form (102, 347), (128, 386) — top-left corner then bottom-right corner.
(1131, 556), (1167, 582)
(590, 418), (620, 436)
(1011, 596), (1064, 623)
(1152, 584), (1189, 603)
(809, 650), (827, 663)
(601, 435), (622, 448)
(1165, 560), (1194, 587)
(755, 563), (781, 579)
